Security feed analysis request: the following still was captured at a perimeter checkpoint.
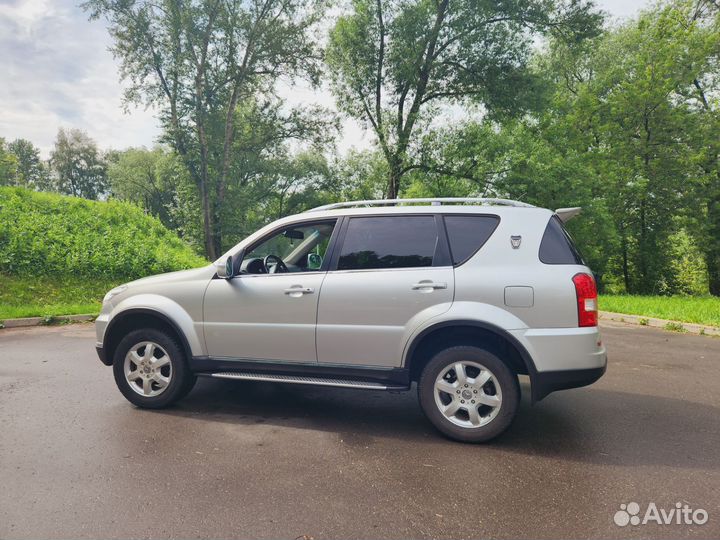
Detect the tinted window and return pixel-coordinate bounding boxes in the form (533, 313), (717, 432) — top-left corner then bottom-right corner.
(337, 216), (438, 270)
(444, 215), (500, 265)
(539, 216), (585, 264)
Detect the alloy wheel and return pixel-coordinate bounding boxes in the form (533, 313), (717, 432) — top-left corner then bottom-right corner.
(433, 361), (502, 428)
(123, 341), (173, 397)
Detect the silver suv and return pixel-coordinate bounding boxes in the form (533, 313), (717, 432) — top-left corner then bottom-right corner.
(95, 198), (606, 442)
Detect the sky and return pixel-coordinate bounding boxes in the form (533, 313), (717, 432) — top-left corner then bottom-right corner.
(0, 0), (650, 158)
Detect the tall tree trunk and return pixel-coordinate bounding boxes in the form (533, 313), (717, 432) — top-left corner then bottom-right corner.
(388, 161), (401, 199)
(199, 177), (216, 260)
(638, 198), (647, 292)
(621, 224), (630, 293)
(196, 116), (218, 260)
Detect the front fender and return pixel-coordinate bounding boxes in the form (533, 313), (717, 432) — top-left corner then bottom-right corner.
(104, 294), (204, 357)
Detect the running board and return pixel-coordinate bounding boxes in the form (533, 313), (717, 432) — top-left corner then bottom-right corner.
(206, 371), (408, 391)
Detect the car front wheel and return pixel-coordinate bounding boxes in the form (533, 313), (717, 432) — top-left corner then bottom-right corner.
(112, 328), (196, 408)
(418, 346), (519, 443)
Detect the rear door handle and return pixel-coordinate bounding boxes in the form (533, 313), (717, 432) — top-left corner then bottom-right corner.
(411, 281), (447, 291)
(284, 286), (314, 296)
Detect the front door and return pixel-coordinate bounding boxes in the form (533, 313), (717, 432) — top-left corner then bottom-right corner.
(316, 215), (454, 367)
(203, 220), (337, 362)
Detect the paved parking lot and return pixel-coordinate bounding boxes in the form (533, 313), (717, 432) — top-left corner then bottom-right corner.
(1, 321), (718, 539)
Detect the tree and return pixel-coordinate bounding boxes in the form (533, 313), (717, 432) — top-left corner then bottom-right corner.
(49, 128), (108, 200)
(8, 139), (50, 190)
(326, 0), (602, 197)
(215, 97), (337, 248)
(677, 0), (720, 295)
(84, 0), (326, 259)
(108, 146), (179, 227)
(0, 138), (19, 186)
(564, 0), (720, 294)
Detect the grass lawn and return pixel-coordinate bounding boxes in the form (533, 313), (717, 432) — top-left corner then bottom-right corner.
(0, 274), (122, 320)
(600, 295), (720, 328)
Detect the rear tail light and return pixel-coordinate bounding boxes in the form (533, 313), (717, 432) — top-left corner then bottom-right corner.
(572, 273), (598, 327)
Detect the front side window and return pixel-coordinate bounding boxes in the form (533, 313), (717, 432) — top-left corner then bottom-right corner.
(337, 216), (438, 270)
(241, 220), (336, 274)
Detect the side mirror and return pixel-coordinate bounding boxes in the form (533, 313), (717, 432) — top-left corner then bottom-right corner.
(216, 255), (234, 279)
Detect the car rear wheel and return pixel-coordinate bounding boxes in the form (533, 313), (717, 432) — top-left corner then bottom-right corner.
(418, 346), (519, 442)
(112, 328), (196, 409)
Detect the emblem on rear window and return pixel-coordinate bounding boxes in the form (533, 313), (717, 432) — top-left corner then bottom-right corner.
(510, 235), (522, 249)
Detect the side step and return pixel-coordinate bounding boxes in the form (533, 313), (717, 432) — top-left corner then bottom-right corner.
(206, 371), (408, 391)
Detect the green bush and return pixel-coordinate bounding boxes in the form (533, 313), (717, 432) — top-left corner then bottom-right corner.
(0, 187), (206, 280)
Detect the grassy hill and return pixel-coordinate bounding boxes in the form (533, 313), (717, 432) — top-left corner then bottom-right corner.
(0, 187), (206, 320)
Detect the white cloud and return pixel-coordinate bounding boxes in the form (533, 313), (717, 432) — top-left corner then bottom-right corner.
(0, 0), (159, 157)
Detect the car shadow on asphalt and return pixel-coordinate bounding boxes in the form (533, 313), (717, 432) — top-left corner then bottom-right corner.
(148, 376), (720, 469)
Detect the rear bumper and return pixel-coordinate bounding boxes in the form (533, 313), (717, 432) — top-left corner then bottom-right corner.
(532, 364), (606, 401)
(510, 326), (607, 372)
(508, 325), (607, 401)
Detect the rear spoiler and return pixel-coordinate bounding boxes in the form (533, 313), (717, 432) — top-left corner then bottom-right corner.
(555, 207), (582, 222)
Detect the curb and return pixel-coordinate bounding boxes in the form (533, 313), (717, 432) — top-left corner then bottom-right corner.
(599, 311), (720, 337)
(0, 314), (96, 329)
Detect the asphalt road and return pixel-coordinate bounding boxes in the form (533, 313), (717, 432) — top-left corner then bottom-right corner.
(0, 321), (718, 539)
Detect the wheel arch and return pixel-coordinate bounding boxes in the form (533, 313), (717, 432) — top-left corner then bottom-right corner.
(103, 308), (193, 366)
(403, 320), (541, 402)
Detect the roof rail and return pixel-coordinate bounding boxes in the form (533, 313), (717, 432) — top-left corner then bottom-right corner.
(306, 197), (534, 212)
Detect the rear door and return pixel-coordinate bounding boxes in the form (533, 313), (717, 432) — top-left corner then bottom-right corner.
(316, 215), (454, 367)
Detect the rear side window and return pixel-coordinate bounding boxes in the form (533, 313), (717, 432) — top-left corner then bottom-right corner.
(444, 215), (500, 265)
(539, 216), (585, 265)
(337, 216), (438, 270)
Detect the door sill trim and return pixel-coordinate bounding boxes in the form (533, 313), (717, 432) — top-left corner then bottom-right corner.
(202, 371), (407, 390)
(190, 356), (410, 387)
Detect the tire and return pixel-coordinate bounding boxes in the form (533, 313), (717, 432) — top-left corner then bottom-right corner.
(418, 346), (520, 443)
(112, 328), (196, 409)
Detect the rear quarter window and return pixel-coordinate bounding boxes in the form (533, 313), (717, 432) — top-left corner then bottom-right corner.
(539, 215), (585, 265)
(444, 215), (500, 265)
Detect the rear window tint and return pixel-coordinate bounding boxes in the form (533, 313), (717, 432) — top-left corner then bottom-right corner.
(337, 216), (438, 270)
(539, 216), (585, 265)
(444, 215), (500, 265)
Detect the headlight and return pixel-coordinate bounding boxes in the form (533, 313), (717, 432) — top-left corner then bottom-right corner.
(103, 285), (128, 303)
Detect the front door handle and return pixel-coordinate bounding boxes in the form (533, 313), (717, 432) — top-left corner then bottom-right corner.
(411, 281), (447, 291)
(284, 286), (315, 297)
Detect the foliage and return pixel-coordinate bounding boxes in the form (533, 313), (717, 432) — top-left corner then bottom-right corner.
(666, 229), (709, 295)
(600, 294), (720, 327)
(0, 138), (20, 186)
(49, 128), (108, 199)
(0, 187), (206, 280)
(403, 0), (719, 295)
(326, 0), (602, 197)
(8, 139), (51, 189)
(84, 0), (331, 259)
(107, 146), (201, 245)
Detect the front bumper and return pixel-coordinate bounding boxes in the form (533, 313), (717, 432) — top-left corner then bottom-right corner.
(96, 345), (112, 366)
